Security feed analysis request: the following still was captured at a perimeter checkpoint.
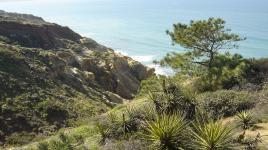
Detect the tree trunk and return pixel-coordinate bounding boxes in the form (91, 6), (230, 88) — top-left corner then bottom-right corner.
(208, 51), (214, 90)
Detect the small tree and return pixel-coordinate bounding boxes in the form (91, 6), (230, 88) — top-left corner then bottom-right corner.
(158, 18), (245, 89)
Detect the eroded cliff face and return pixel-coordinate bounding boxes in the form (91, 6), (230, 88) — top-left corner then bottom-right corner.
(0, 10), (154, 144)
(0, 21), (81, 50)
(0, 10), (154, 99)
(81, 52), (154, 99)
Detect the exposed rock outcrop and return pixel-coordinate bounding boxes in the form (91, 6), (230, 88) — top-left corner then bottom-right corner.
(0, 10), (155, 144)
(0, 10), (155, 99)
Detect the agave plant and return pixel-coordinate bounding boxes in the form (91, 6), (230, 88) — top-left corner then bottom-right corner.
(191, 121), (234, 150)
(236, 111), (253, 130)
(144, 113), (188, 150)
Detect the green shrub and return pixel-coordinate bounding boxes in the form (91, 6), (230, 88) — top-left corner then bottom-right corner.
(37, 141), (49, 150)
(47, 140), (70, 150)
(236, 111), (254, 130)
(246, 58), (268, 84)
(191, 121), (234, 150)
(149, 81), (197, 119)
(5, 132), (36, 146)
(138, 76), (163, 97)
(198, 90), (256, 119)
(143, 113), (189, 150)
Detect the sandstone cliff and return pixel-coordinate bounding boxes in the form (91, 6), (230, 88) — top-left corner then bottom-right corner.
(0, 10), (154, 99)
(0, 10), (154, 144)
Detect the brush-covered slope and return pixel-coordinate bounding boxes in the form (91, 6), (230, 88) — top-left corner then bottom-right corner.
(0, 10), (154, 145)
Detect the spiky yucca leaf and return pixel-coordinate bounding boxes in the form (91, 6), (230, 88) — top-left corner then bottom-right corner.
(144, 113), (188, 150)
(191, 121), (234, 150)
(236, 111), (253, 130)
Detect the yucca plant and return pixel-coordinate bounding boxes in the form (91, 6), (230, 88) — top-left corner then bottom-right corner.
(236, 111), (253, 130)
(144, 113), (188, 150)
(96, 122), (110, 144)
(148, 81), (196, 119)
(191, 121), (234, 150)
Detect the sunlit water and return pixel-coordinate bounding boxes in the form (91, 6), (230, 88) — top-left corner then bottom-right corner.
(1, 0), (268, 74)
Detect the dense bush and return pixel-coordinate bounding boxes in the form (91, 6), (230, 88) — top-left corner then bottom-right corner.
(137, 76), (164, 97)
(148, 80), (197, 120)
(198, 90), (256, 119)
(245, 58), (268, 84)
(96, 104), (157, 143)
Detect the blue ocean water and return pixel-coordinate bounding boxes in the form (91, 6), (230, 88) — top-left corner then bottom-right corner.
(1, 0), (268, 73)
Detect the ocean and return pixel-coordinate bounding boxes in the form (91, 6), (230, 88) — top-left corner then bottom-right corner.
(1, 0), (268, 74)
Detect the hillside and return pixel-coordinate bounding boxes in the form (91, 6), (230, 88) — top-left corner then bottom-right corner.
(2, 11), (268, 150)
(0, 10), (154, 146)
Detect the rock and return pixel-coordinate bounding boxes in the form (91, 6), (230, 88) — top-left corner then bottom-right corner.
(83, 71), (95, 81)
(80, 37), (108, 51)
(0, 12), (81, 49)
(0, 11), (155, 143)
(105, 91), (125, 104)
(46, 55), (67, 78)
(56, 51), (79, 67)
(129, 61), (155, 80)
(0, 10), (155, 99)
(81, 52), (155, 99)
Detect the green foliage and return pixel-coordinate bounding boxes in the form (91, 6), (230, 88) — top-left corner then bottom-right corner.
(157, 52), (249, 92)
(156, 18), (246, 91)
(126, 104), (157, 122)
(37, 142), (49, 150)
(101, 138), (149, 150)
(191, 121), (234, 150)
(36, 133), (74, 150)
(236, 111), (254, 130)
(138, 76), (164, 97)
(245, 58), (268, 84)
(0, 44), (110, 146)
(155, 52), (205, 76)
(149, 80), (196, 119)
(200, 53), (249, 90)
(97, 111), (142, 142)
(167, 18), (243, 52)
(47, 140), (70, 150)
(166, 18), (244, 70)
(4, 132), (37, 146)
(143, 113), (188, 150)
(198, 90), (256, 119)
(96, 122), (110, 144)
